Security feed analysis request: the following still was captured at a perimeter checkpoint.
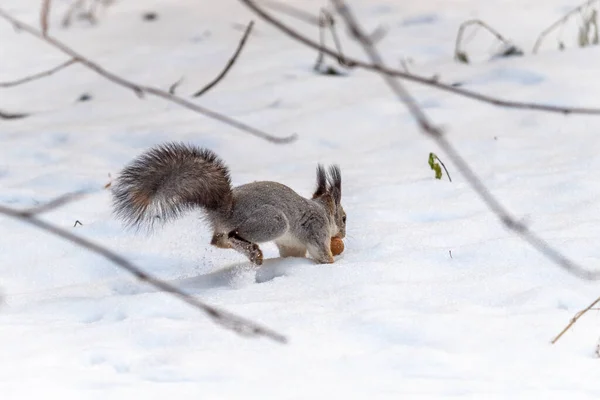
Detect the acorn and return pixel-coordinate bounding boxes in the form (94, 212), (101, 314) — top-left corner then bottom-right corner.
(331, 237), (345, 256)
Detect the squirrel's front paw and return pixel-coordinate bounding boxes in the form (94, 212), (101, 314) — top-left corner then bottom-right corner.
(316, 254), (335, 264)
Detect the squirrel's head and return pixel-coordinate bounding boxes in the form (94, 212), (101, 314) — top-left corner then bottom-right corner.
(312, 164), (346, 239)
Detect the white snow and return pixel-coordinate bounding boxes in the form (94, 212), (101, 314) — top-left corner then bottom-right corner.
(2, 0), (600, 398)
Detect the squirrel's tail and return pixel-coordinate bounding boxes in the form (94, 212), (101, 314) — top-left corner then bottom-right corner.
(111, 142), (233, 229)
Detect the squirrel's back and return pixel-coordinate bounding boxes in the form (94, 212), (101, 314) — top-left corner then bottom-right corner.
(226, 180), (324, 231)
(231, 181), (309, 215)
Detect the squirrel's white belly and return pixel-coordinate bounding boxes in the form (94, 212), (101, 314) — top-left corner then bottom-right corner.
(274, 231), (303, 248)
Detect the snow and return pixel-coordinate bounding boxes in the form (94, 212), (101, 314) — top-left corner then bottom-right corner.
(2, 0), (600, 398)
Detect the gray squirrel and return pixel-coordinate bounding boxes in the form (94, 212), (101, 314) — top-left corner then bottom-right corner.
(111, 142), (346, 265)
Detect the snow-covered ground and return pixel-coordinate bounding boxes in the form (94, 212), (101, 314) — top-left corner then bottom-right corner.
(3, 0), (600, 398)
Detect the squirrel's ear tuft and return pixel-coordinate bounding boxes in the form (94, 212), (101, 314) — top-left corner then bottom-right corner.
(327, 165), (341, 204)
(313, 164), (328, 199)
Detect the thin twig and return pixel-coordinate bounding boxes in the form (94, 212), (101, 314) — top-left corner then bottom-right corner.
(331, 1), (435, 132)
(61, 0), (111, 27)
(88, 0), (103, 20)
(326, 10), (349, 65)
(314, 9), (330, 72)
(239, 0), (600, 116)
(0, 109), (29, 119)
(551, 295), (600, 344)
(533, 0), (600, 53)
(326, 0), (600, 281)
(193, 20), (254, 97)
(0, 201), (287, 344)
(433, 154), (452, 182)
(454, 19), (513, 63)
(0, 8), (295, 144)
(261, 3), (353, 71)
(262, 0), (320, 26)
(169, 76), (184, 95)
(62, 0), (85, 27)
(0, 58), (77, 88)
(41, 0), (52, 36)
(314, 9), (352, 74)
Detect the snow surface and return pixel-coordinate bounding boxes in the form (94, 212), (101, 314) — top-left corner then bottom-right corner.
(3, 0), (600, 398)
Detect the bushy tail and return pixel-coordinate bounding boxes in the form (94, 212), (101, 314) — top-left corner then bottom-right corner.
(111, 142), (233, 229)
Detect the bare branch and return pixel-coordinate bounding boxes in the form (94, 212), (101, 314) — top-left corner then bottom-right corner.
(62, 0), (85, 27)
(0, 58), (76, 88)
(0, 201), (288, 344)
(314, 9), (352, 74)
(239, 0), (600, 115)
(168, 76), (184, 95)
(533, 0), (600, 53)
(0, 109), (29, 119)
(41, 0), (52, 36)
(258, 3), (353, 73)
(328, 0), (600, 281)
(0, 8), (295, 144)
(454, 19), (521, 63)
(314, 10), (330, 72)
(552, 295), (600, 344)
(457, 19), (510, 46)
(262, 0), (320, 26)
(323, 10), (347, 64)
(192, 20), (254, 97)
(61, 0), (114, 28)
(330, 1), (435, 131)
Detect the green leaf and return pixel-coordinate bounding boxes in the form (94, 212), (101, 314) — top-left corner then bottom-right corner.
(428, 152), (442, 180)
(428, 152), (435, 169)
(434, 164), (442, 179)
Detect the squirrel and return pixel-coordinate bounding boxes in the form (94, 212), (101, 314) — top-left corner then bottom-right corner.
(111, 142), (346, 265)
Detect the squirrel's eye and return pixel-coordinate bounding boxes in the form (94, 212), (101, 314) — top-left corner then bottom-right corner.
(342, 215), (346, 223)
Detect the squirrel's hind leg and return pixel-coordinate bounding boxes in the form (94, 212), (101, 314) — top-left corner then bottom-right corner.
(210, 232), (263, 265)
(227, 231), (264, 265)
(211, 205), (289, 266)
